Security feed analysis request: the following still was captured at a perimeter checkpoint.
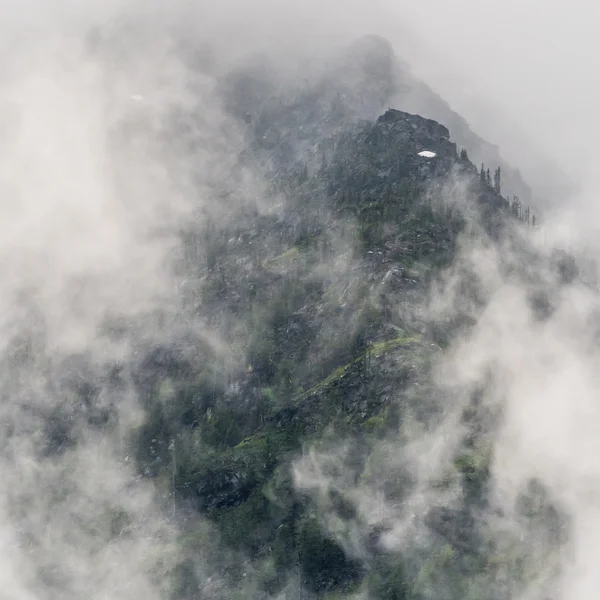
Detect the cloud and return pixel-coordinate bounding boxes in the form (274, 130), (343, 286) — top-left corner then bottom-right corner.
(1, 0), (599, 598)
(0, 2), (246, 597)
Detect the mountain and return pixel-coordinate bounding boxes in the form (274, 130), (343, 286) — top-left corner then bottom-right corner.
(126, 99), (552, 597)
(218, 35), (534, 211)
(12, 30), (575, 600)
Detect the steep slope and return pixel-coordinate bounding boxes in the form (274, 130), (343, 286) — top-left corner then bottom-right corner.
(125, 104), (551, 599)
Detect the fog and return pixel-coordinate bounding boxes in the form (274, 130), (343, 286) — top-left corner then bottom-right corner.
(391, 0), (599, 205)
(4, 0), (594, 189)
(0, 0), (599, 599)
(398, 0), (595, 148)
(192, 0), (600, 211)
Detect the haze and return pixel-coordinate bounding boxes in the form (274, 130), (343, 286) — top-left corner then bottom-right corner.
(189, 0), (600, 207)
(0, 1), (597, 599)
(393, 0), (599, 198)
(2, 0), (594, 195)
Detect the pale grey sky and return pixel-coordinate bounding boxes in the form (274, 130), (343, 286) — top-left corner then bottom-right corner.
(388, 0), (600, 186)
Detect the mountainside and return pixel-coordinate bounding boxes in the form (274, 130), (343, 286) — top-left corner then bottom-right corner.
(124, 99), (553, 599)
(6, 28), (582, 600)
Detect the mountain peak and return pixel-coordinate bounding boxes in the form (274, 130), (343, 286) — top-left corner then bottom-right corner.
(377, 108), (451, 142)
(346, 34), (395, 61)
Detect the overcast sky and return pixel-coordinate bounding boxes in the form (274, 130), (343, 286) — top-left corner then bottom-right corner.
(388, 0), (600, 188)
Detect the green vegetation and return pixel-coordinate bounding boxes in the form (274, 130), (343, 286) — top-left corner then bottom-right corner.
(118, 103), (565, 599)
(114, 100), (566, 599)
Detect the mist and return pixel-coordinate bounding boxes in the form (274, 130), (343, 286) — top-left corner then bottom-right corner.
(389, 0), (600, 207)
(0, 1), (599, 599)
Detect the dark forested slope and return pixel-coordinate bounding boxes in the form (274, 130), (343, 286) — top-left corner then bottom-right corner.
(124, 97), (553, 599)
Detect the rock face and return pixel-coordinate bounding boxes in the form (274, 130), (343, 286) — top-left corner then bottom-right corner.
(322, 107), (465, 199)
(377, 109), (451, 145)
(365, 109), (459, 184)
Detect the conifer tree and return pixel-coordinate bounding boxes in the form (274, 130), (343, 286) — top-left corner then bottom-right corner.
(511, 196), (521, 219)
(493, 167), (502, 194)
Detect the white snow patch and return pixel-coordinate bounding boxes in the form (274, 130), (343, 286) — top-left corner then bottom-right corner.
(418, 150), (437, 158)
